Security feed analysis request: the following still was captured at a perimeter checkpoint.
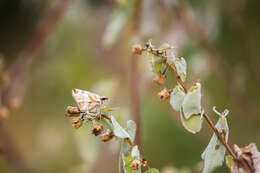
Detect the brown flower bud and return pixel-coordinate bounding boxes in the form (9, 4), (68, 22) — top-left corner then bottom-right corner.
(92, 123), (104, 136)
(153, 74), (166, 85)
(157, 88), (170, 101)
(100, 129), (114, 142)
(0, 106), (9, 119)
(141, 158), (148, 168)
(66, 106), (80, 117)
(132, 44), (143, 55)
(72, 117), (82, 129)
(130, 159), (142, 170)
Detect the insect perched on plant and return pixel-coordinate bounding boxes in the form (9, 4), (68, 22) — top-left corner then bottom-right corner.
(67, 89), (109, 122)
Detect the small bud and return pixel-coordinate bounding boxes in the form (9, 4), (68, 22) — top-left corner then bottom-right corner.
(0, 106), (9, 119)
(130, 159), (142, 170)
(72, 117), (82, 129)
(153, 74), (166, 85)
(132, 44), (143, 55)
(100, 129), (114, 142)
(92, 123), (104, 136)
(66, 106), (80, 117)
(141, 158), (148, 168)
(157, 88), (170, 101)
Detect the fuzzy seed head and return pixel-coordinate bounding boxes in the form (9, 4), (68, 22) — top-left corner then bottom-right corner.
(157, 88), (170, 101)
(100, 129), (114, 142)
(72, 117), (82, 129)
(132, 44), (143, 55)
(153, 74), (166, 85)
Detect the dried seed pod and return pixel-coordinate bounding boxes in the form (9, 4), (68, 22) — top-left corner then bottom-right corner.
(72, 117), (82, 129)
(130, 159), (142, 170)
(132, 44), (143, 55)
(141, 158), (148, 168)
(157, 88), (170, 101)
(92, 122), (104, 136)
(153, 74), (166, 85)
(100, 129), (114, 142)
(66, 106), (80, 117)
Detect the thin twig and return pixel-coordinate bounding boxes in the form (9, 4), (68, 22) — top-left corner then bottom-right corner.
(165, 60), (236, 159)
(1, 0), (75, 107)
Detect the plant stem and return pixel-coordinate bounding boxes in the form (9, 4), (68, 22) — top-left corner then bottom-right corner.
(165, 61), (237, 159)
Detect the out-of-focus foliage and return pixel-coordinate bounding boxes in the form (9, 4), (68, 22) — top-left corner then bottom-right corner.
(0, 0), (260, 173)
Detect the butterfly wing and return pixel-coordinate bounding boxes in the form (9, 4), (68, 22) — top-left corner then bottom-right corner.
(72, 89), (102, 112)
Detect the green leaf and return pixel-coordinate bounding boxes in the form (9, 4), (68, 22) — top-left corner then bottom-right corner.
(145, 168), (160, 173)
(225, 155), (233, 169)
(180, 108), (203, 134)
(174, 57), (187, 82)
(182, 83), (202, 119)
(201, 117), (229, 173)
(170, 85), (186, 111)
(103, 0), (136, 47)
(146, 52), (163, 74)
(159, 43), (172, 50)
(111, 115), (130, 139)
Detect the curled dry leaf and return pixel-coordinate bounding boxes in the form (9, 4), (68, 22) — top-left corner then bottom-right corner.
(153, 74), (166, 85)
(157, 88), (170, 101)
(231, 143), (260, 173)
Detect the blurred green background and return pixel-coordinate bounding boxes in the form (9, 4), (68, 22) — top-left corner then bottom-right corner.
(0, 0), (260, 173)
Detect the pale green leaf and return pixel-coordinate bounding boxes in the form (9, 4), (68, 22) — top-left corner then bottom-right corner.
(170, 85), (186, 111)
(159, 43), (172, 50)
(111, 115), (130, 139)
(174, 57), (187, 82)
(131, 145), (140, 158)
(126, 120), (136, 142)
(201, 117), (229, 173)
(146, 52), (163, 74)
(182, 83), (202, 119)
(225, 155), (233, 169)
(180, 108), (203, 134)
(145, 168), (160, 173)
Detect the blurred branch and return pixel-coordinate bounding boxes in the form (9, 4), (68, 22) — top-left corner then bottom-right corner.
(0, 0), (75, 172)
(229, 0), (260, 84)
(130, 0), (143, 149)
(172, 0), (256, 115)
(0, 122), (32, 173)
(1, 0), (75, 108)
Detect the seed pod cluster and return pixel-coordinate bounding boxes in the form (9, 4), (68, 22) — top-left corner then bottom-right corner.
(92, 122), (104, 136)
(153, 74), (166, 85)
(100, 129), (114, 142)
(72, 117), (82, 129)
(66, 106), (80, 117)
(157, 88), (170, 101)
